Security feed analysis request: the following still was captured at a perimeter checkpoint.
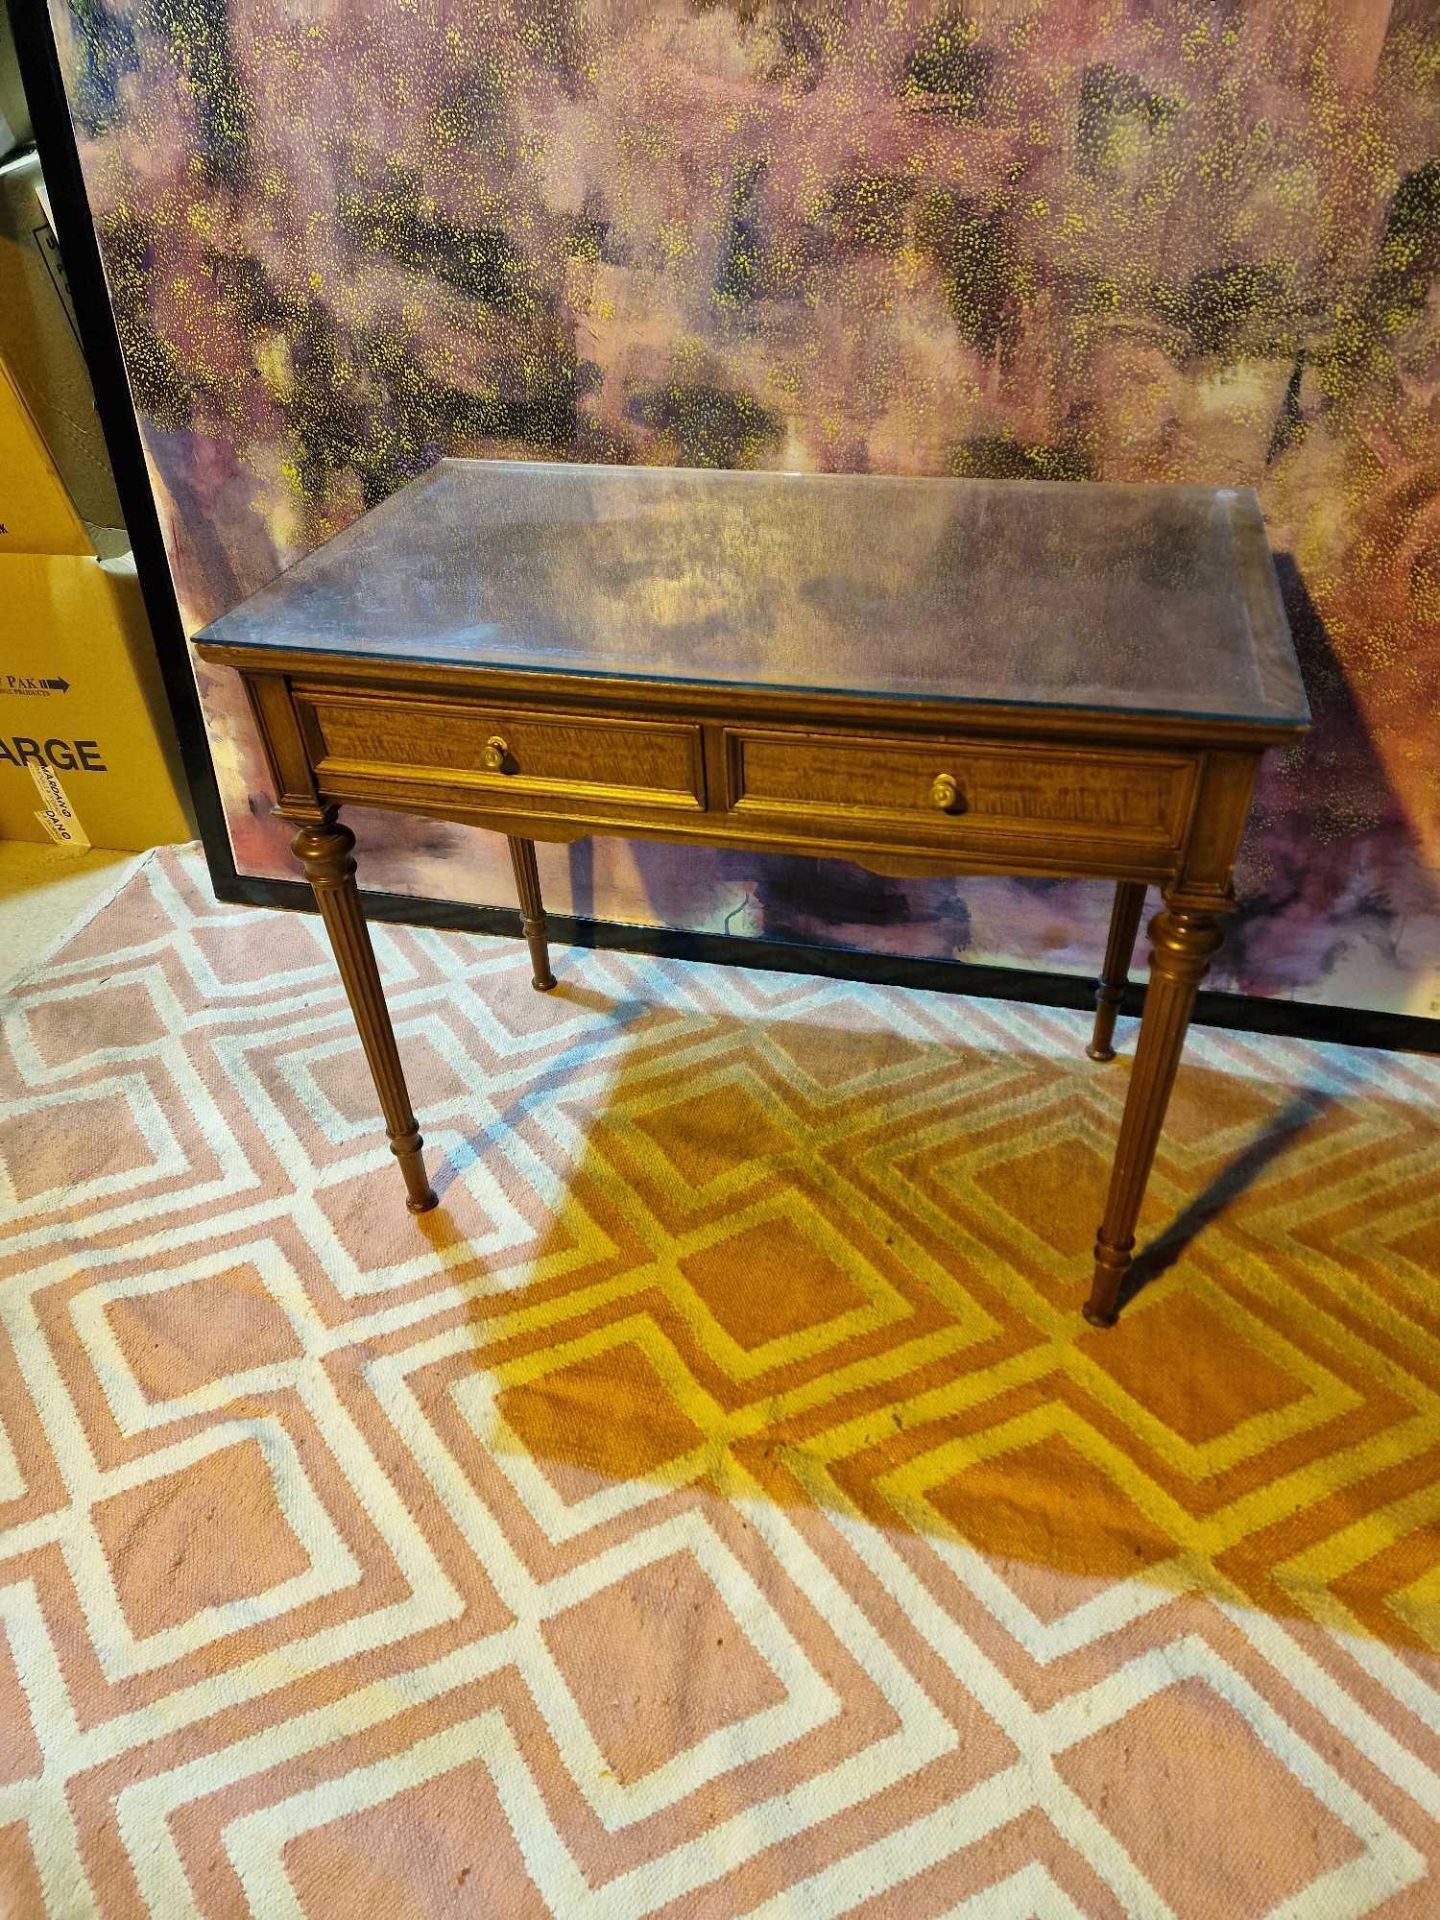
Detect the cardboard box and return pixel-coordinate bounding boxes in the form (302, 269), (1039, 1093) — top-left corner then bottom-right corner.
(0, 146), (126, 554)
(0, 546), (194, 849)
(1, 354), (92, 554)
(2, 362), (192, 850)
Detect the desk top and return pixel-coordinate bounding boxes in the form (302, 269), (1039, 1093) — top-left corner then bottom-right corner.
(195, 460), (1308, 729)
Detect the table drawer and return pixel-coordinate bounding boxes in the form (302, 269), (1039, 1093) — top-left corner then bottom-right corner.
(726, 728), (1196, 852)
(297, 689), (705, 811)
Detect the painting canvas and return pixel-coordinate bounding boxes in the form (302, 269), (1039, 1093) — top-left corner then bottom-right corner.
(49, 0), (1440, 1014)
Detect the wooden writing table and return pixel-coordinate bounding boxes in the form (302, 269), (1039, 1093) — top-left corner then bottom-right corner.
(195, 461), (1310, 1325)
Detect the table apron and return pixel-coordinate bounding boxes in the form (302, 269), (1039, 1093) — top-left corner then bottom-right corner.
(242, 671), (1261, 897)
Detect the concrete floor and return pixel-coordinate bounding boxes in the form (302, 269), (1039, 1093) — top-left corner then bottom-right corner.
(0, 841), (142, 993)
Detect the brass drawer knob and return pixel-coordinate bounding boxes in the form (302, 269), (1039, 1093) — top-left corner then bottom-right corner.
(931, 772), (961, 813)
(483, 734), (512, 773)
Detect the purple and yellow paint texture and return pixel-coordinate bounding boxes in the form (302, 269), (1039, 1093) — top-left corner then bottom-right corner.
(53, 0), (1440, 1012)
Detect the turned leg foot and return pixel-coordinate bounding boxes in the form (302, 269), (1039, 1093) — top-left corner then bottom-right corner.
(508, 836), (556, 990)
(293, 814), (438, 1213)
(1088, 881), (1147, 1062)
(1084, 902), (1223, 1326)
(1083, 1241), (1131, 1327)
(394, 1127), (440, 1213)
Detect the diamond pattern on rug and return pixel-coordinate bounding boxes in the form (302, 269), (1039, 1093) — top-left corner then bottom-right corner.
(91, 1440), (312, 1638)
(679, 1215), (872, 1349)
(0, 844), (1438, 1916)
(1054, 1677), (1366, 1913)
(101, 1264), (305, 1398)
(497, 1341), (706, 1499)
(280, 1762), (552, 1919)
(542, 1548), (790, 1786)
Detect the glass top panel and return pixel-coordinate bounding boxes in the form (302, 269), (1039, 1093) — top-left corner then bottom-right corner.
(195, 459), (1309, 726)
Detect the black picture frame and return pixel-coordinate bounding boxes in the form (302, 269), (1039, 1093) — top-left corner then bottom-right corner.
(9, 0), (1437, 1058)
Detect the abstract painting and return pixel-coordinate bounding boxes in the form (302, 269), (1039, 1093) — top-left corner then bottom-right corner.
(50, 0), (1440, 1012)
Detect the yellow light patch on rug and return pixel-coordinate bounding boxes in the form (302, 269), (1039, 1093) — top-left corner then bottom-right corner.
(679, 1215), (871, 1349)
(497, 1339), (705, 1493)
(1083, 1290), (1309, 1447)
(925, 1430), (1176, 1583)
(973, 1136), (1114, 1260)
(765, 1017), (930, 1088)
(633, 1078), (794, 1189)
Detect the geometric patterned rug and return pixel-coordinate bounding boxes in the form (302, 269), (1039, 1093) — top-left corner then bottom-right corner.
(2, 844), (1438, 1918)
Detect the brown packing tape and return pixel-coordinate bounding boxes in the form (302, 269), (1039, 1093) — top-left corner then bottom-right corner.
(29, 761), (92, 848)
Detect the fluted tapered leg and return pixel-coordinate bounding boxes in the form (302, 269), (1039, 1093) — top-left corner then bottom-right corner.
(1088, 880), (1147, 1062)
(1084, 903), (1223, 1326)
(508, 836), (556, 991)
(292, 815), (437, 1213)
